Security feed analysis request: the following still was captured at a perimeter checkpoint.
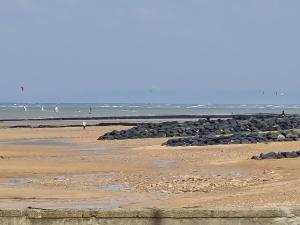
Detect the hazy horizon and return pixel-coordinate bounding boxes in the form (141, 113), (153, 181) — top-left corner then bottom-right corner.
(1, 0), (300, 104)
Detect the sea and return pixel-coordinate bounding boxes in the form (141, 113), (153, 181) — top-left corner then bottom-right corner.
(0, 103), (299, 120)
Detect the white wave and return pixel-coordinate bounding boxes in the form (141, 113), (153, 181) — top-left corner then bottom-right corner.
(187, 105), (206, 108)
(286, 105), (300, 109)
(127, 106), (140, 108)
(0, 105), (24, 108)
(121, 110), (137, 113)
(95, 105), (123, 108)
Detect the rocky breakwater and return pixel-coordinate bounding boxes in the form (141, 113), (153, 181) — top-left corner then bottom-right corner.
(252, 150), (300, 160)
(163, 130), (300, 147)
(98, 116), (300, 140)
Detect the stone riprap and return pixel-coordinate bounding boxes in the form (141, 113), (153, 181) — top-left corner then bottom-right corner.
(98, 116), (300, 140)
(252, 150), (300, 160)
(163, 130), (300, 147)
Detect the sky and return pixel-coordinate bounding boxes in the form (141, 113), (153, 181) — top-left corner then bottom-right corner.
(0, 0), (300, 104)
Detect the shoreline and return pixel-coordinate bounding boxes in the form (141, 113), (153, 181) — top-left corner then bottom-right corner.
(0, 113), (292, 129)
(0, 113), (288, 122)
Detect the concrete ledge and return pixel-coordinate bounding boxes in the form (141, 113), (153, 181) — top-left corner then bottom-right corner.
(0, 208), (299, 225)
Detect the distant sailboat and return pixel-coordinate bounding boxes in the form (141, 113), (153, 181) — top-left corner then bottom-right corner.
(23, 105), (27, 111)
(55, 106), (59, 113)
(41, 105), (44, 111)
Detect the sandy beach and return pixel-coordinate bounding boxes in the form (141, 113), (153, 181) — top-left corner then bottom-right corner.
(0, 125), (300, 209)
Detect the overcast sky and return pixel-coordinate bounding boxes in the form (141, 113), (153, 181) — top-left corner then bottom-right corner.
(0, 0), (300, 103)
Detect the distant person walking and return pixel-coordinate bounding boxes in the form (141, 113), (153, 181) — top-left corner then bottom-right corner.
(82, 121), (87, 130)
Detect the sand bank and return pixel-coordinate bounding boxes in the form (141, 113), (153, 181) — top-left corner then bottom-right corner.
(0, 126), (299, 209)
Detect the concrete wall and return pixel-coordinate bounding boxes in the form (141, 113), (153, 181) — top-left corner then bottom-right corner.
(0, 208), (299, 225)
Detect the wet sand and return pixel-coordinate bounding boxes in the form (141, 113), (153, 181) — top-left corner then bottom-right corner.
(0, 126), (300, 209)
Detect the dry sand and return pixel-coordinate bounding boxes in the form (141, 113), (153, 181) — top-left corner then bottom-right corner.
(0, 126), (299, 209)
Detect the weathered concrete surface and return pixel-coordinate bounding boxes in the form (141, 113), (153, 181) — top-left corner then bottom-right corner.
(0, 208), (299, 225)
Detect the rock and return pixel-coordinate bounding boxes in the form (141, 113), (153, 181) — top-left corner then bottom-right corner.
(276, 153), (285, 159)
(266, 132), (279, 140)
(164, 130), (300, 147)
(191, 141), (199, 145)
(98, 115), (300, 141)
(277, 134), (286, 141)
(285, 132), (298, 139)
(229, 139), (241, 144)
(281, 151), (298, 158)
(252, 150), (300, 160)
(241, 139), (250, 144)
(251, 156), (261, 160)
(260, 152), (277, 160)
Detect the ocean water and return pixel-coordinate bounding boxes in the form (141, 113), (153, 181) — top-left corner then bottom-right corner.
(0, 103), (298, 120)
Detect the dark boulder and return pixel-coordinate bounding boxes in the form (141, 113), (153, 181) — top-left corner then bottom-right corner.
(282, 151), (298, 158)
(252, 150), (300, 160)
(98, 116), (300, 141)
(260, 152), (277, 160)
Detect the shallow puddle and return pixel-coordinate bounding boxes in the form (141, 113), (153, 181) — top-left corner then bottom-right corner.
(37, 172), (128, 192)
(153, 160), (176, 169)
(51, 172), (117, 180)
(0, 139), (71, 146)
(95, 184), (128, 192)
(79, 146), (112, 154)
(0, 178), (32, 187)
